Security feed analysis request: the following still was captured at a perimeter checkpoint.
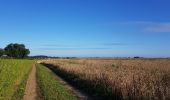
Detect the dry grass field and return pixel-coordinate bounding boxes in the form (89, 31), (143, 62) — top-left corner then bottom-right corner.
(42, 58), (170, 100)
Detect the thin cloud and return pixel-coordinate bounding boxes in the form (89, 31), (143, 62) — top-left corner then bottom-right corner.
(98, 21), (154, 26)
(42, 44), (67, 47)
(124, 21), (170, 32)
(105, 21), (170, 33)
(37, 47), (111, 50)
(42, 44), (81, 48)
(120, 21), (155, 25)
(103, 43), (128, 46)
(39, 43), (127, 51)
(144, 23), (170, 32)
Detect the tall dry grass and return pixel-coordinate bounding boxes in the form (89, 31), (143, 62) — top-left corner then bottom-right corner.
(42, 59), (170, 100)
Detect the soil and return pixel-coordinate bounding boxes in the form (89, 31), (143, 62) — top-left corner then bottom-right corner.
(23, 65), (38, 100)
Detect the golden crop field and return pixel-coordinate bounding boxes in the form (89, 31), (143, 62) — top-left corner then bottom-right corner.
(42, 58), (170, 100)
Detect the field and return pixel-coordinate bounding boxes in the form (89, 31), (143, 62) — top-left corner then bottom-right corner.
(0, 59), (77, 100)
(42, 58), (170, 100)
(0, 58), (170, 100)
(0, 59), (33, 100)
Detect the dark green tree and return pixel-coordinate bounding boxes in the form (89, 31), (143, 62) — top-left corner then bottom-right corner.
(4, 43), (30, 58)
(0, 48), (4, 57)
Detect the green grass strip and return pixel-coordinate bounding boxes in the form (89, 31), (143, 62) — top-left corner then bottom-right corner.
(0, 59), (34, 100)
(37, 64), (76, 100)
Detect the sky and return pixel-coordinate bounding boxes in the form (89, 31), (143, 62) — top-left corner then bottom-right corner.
(0, 0), (170, 57)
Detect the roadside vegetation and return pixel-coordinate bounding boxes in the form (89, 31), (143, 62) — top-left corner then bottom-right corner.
(0, 59), (33, 100)
(36, 64), (76, 100)
(42, 59), (170, 100)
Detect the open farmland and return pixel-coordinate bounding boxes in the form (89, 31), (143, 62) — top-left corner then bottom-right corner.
(0, 59), (85, 100)
(0, 58), (169, 100)
(0, 59), (33, 100)
(41, 59), (170, 100)
(1, 0), (170, 99)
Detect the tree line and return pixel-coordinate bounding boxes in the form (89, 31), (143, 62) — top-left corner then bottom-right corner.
(0, 43), (30, 58)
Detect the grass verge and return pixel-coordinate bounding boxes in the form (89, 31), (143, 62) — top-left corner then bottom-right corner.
(36, 64), (76, 100)
(42, 63), (119, 100)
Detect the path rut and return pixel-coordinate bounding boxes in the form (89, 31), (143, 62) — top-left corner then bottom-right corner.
(23, 64), (38, 100)
(45, 65), (91, 100)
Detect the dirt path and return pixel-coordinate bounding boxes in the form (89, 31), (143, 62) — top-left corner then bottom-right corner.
(23, 64), (38, 100)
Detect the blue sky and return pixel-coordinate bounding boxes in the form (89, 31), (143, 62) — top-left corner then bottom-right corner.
(0, 0), (170, 57)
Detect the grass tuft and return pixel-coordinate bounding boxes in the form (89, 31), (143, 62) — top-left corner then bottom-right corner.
(36, 64), (76, 100)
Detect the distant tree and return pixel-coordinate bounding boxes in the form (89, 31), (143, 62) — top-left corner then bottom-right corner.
(0, 48), (4, 57)
(134, 56), (140, 59)
(4, 43), (30, 58)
